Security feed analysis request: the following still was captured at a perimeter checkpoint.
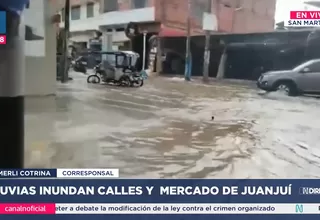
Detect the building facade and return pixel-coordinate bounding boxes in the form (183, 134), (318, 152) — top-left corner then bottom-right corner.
(218, 0), (276, 33)
(20, 0), (277, 96)
(59, 0), (276, 49)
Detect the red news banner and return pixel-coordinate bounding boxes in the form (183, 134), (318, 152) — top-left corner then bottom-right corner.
(290, 11), (320, 19)
(0, 35), (6, 44)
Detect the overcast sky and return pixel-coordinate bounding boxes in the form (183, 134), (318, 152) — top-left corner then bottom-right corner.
(275, 0), (312, 21)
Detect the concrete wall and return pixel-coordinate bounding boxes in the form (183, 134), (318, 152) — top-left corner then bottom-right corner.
(154, 0), (208, 34)
(24, 0), (57, 96)
(218, 0), (276, 33)
(156, 0), (276, 34)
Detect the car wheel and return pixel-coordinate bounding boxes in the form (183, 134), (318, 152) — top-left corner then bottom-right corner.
(275, 82), (297, 96)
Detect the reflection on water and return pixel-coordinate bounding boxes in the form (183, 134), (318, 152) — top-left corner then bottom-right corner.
(25, 75), (320, 178)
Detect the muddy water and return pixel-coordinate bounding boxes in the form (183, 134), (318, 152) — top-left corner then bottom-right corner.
(25, 74), (320, 178)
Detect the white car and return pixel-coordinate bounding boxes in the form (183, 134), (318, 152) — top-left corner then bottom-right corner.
(257, 59), (320, 96)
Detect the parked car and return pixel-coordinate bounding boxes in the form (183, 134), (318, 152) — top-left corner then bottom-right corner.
(257, 59), (320, 96)
(73, 56), (87, 73)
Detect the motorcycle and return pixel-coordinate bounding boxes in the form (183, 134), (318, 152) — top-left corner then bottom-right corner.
(73, 56), (87, 74)
(87, 63), (132, 86)
(87, 51), (146, 87)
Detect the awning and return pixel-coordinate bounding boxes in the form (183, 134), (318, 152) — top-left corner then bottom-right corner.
(158, 26), (186, 37)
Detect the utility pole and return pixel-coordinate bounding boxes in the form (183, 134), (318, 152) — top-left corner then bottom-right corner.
(0, 7), (25, 168)
(142, 31), (147, 70)
(202, 0), (212, 82)
(60, 0), (70, 83)
(184, 0), (191, 81)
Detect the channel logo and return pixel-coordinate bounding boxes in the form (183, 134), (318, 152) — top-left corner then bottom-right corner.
(295, 204), (303, 213)
(299, 187), (320, 195)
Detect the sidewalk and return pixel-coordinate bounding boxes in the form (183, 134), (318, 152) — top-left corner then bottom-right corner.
(24, 73), (96, 168)
(158, 74), (256, 88)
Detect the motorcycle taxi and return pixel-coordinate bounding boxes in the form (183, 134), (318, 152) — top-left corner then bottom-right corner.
(87, 51), (146, 87)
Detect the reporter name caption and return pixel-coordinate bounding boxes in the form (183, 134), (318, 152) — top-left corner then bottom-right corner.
(0, 169), (119, 178)
(0, 203), (318, 214)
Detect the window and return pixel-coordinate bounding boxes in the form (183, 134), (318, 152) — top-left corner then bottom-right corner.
(116, 55), (125, 66)
(71, 6), (81, 20)
(61, 8), (65, 22)
(103, 54), (116, 65)
(91, 44), (102, 51)
(132, 0), (147, 8)
(294, 60), (320, 72)
(306, 62), (320, 72)
(103, 0), (118, 12)
(87, 3), (94, 17)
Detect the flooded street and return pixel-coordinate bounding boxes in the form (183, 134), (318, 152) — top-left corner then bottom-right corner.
(25, 73), (320, 178)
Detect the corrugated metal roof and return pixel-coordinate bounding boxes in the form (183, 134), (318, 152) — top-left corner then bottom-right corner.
(159, 26), (186, 37)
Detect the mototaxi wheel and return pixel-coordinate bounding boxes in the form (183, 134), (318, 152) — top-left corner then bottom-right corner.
(120, 76), (132, 87)
(134, 79), (144, 87)
(87, 75), (101, 84)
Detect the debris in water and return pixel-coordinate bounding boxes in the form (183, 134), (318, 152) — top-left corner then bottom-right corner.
(297, 142), (309, 150)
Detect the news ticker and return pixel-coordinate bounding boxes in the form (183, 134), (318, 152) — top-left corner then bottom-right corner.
(0, 203), (318, 214)
(1, 169), (320, 196)
(0, 169), (119, 178)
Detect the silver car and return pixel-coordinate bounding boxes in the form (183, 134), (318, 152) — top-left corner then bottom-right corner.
(257, 59), (320, 96)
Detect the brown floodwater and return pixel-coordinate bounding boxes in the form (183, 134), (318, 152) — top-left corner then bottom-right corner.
(24, 74), (320, 178)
